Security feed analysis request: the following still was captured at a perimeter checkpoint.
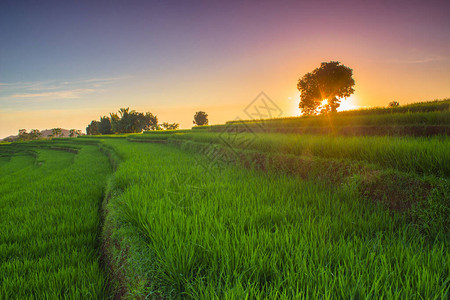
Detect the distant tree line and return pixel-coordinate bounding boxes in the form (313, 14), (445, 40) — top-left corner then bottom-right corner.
(6, 128), (82, 142)
(86, 107), (179, 135)
(18, 129), (42, 141)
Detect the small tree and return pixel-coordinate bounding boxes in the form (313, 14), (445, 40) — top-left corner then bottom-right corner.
(162, 122), (180, 130)
(388, 101), (400, 107)
(29, 129), (42, 140)
(69, 129), (81, 137)
(193, 111), (208, 126)
(18, 129), (29, 141)
(297, 61), (355, 115)
(51, 128), (62, 138)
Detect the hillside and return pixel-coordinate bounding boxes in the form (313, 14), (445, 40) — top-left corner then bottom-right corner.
(192, 98), (450, 136)
(1, 129), (82, 141)
(2, 107), (449, 298)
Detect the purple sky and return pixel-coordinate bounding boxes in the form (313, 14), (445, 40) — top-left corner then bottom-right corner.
(1, 0), (449, 137)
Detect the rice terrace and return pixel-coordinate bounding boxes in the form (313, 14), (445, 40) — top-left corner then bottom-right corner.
(1, 1), (449, 299)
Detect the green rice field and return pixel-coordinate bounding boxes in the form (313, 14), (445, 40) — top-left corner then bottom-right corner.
(101, 139), (449, 299)
(1, 103), (449, 299)
(0, 142), (111, 298)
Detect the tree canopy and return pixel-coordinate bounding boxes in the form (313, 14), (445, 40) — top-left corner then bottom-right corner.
(86, 108), (177, 135)
(193, 111), (208, 126)
(297, 61), (355, 115)
(98, 116), (113, 135)
(51, 128), (63, 137)
(162, 122), (180, 130)
(69, 129), (82, 137)
(86, 121), (100, 135)
(15, 129), (42, 141)
(389, 101), (400, 107)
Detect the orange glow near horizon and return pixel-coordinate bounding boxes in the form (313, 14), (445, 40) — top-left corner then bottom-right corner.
(288, 93), (361, 116)
(337, 95), (359, 112)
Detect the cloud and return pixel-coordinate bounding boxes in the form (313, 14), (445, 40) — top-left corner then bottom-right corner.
(0, 76), (128, 103)
(389, 54), (446, 64)
(11, 89), (96, 100)
(63, 76), (130, 84)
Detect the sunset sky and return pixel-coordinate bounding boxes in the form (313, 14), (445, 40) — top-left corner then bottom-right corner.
(1, 0), (449, 138)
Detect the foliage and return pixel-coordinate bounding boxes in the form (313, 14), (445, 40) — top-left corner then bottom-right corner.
(193, 111), (208, 126)
(5, 129), (42, 142)
(297, 61), (355, 115)
(89, 108), (160, 134)
(86, 120), (100, 135)
(109, 112), (120, 133)
(162, 122), (180, 130)
(30, 129), (42, 139)
(69, 129), (82, 137)
(50, 128), (62, 138)
(145, 112), (159, 130)
(118, 109), (158, 132)
(98, 116), (113, 134)
(389, 100), (400, 107)
(18, 129), (28, 140)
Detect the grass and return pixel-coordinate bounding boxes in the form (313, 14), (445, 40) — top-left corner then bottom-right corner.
(170, 132), (450, 177)
(1, 101), (449, 299)
(226, 98), (450, 125)
(102, 139), (449, 299)
(0, 143), (111, 298)
(193, 99), (450, 136)
(143, 129), (192, 134)
(229, 110), (450, 127)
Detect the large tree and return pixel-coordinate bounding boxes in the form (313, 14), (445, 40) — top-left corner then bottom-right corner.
(109, 108), (159, 133)
(193, 111), (208, 126)
(98, 116), (113, 135)
(110, 112), (120, 133)
(297, 61), (355, 115)
(86, 121), (100, 135)
(144, 112), (159, 131)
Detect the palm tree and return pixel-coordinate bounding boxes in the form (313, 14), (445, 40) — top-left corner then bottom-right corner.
(51, 128), (62, 138)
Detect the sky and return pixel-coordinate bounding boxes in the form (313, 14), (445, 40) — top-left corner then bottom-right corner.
(1, 0), (449, 138)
